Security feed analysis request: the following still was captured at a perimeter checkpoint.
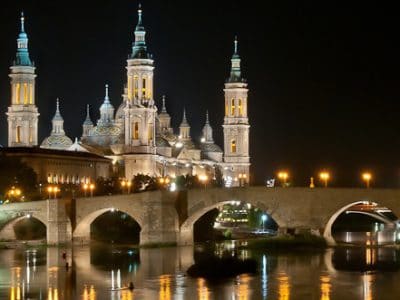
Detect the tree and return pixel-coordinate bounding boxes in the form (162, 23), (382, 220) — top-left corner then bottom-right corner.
(0, 154), (38, 200)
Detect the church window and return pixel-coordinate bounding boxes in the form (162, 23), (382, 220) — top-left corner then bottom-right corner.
(231, 140), (236, 153)
(230, 99), (235, 115)
(148, 123), (153, 141)
(142, 77), (147, 97)
(29, 127), (33, 143)
(16, 126), (21, 143)
(238, 99), (243, 116)
(225, 101), (229, 116)
(132, 122), (139, 139)
(16, 83), (20, 104)
(29, 84), (33, 104)
(134, 76), (139, 98)
(23, 83), (28, 104)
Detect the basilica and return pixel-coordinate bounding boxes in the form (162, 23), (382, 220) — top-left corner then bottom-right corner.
(4, 7), (250, 187)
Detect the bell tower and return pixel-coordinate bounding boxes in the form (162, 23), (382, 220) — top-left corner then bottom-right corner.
(7, 12), (39, 147)
(222, 37), (250, 186)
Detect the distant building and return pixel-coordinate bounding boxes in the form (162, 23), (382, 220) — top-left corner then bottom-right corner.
(0, 147), (110, 185)
(5, 8), (251, 186)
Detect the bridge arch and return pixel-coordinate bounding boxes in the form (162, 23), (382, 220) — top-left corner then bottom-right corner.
(179, 198), (284, 245)
(0, 214), (47, 241)
(73, 207), (144, 244)
(323, 201), (398, 245)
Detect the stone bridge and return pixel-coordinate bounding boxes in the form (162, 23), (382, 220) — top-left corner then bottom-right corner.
(1, 187), (400, 245)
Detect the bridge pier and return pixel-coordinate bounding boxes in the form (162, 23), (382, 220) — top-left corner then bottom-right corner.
(139, 192), (179, 246)
(47, 199), (71, 245)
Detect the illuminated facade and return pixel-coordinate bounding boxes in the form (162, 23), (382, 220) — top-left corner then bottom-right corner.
(6, 7), (251, 186)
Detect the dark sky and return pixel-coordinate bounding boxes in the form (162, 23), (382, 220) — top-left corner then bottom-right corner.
(1, 1), (399, 187)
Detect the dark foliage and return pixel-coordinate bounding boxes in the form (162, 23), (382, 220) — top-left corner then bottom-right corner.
(0, 154), (37, 198)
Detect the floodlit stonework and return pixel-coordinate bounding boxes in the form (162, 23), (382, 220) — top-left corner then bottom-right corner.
(6, 8), (251, 186)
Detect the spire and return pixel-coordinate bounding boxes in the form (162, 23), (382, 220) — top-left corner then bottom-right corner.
(83, 104), (93, 125)
(131, 3), (150, 59)
(161, 95), (167, 113)
(104, 84), (110, 104)
(202, 110), (214, 143)
(228, 36), (242, 82)
(52, 98), (63, 121)
(181, 108), (189, 126)
(205, 110), (210, 124)
(15, 12), (32, 66)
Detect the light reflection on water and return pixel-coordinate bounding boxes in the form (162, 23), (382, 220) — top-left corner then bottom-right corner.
(1, 243), (400, 299)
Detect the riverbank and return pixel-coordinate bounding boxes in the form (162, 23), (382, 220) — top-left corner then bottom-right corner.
(237, 234), (328, 251)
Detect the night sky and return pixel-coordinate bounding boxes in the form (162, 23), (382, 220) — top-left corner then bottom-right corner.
(1, 1), (399, 187)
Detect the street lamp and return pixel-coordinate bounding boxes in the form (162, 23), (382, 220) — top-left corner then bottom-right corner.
(83, 183), (88, 197)
(47, 186), (53, 199)
(277, 171), (289, 187)
(89, 183), (95, 197)
(362, 172), (372, 188)
(261, 214), (268, 232)
(198, 174), (208, 189)
(121, 179), (132, 194)
(8, 186), (22, 202)
(319, 172), (330, 188)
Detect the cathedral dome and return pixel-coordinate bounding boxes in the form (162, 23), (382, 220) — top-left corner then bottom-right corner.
(200, 142), (223, 153)
(41, 135), (73, 150)
(90, 124), (121, 136)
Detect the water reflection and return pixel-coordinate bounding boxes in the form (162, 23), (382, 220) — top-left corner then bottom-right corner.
(278, 272), (290, 300)
(1, 243), (400, 299)
(332, 247), (400, 271)
(320, 275), (331, 300)
(159, 274), (171, 300)
(197, 278), (210, 300)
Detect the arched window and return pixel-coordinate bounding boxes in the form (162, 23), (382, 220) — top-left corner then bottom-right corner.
(132, 122), (139, 139)
(238, 99), (243, 116)
(142, 77), (147, 97)
(148, 123), (153, 141)
(16, 126), (21, 143)
(231, 140), (236, 153)
(29, 84), (33, 104)
(15, 83), (20, 104)
(23, 83), (28, 104)
(225, 102), (229, 116)
(29, 127), (33, 143)
(230, 98), (235, 115)
(133, 75), (139, 98)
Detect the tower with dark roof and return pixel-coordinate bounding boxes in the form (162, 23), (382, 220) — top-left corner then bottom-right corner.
(222, 37), (250, 185)
(7, 12), (39, 147)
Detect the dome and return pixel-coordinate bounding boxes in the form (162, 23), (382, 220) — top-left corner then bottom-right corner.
(200, 142), (223, 153)
(41, 135), (73, 150)
(90, 124), (121, 136)
(156, 136), (170, 147)
(115, 102), (126, 121)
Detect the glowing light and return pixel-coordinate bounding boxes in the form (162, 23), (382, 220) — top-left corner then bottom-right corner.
(362, 172), (372, 188)
(319, 172), (330, 187)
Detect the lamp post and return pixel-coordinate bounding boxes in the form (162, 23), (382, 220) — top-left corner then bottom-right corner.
(47, 186), (53, 199)
(53, 186), (59, 199)
(89, 183), (95, 197)
(198, 175), (208, 189)
(277, 171), (289, 187)
(121, 180), (126, 194)
(261, 214), (267, 232)
(8, 186), (22, 202)
(126, 181), (132, 194)
(319, 172), (330, 188)
(362, 172), (372, 188)
(83, 183), (88, 197)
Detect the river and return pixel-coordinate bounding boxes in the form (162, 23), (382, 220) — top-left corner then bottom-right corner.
(0, 241), (399, 299)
